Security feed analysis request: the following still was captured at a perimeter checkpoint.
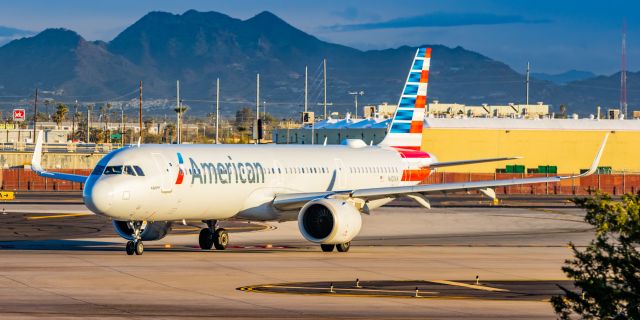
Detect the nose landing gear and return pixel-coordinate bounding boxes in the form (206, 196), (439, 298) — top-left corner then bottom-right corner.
(199, 220), (229, 250)
(125, 221), (144, 255)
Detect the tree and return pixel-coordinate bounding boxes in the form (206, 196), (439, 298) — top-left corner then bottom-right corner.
(551, 192), (640, 319)
(235, 107), (255, 132)
(51, 103), (68, 129)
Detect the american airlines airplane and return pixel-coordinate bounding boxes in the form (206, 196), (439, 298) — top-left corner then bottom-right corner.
(31, 48), (608, 255)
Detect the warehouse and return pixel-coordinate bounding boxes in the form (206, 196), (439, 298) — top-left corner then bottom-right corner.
(422, 118), (640, 173)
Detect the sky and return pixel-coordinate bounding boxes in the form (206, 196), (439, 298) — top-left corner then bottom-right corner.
(0, 0), (637, 75)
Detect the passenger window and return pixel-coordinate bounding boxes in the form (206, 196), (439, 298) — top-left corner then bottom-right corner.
(124, 166), (136, 176)
(133, 166), (145, 176)
(104, 166), (123, 175)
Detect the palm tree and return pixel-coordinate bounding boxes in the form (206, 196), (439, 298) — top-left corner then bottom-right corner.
(52, 104), (68, 129)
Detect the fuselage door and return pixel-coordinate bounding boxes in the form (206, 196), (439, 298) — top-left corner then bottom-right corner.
(272, 160), (285, 187)
(152, 153), (173, 193)
(333, 158), (346, 190)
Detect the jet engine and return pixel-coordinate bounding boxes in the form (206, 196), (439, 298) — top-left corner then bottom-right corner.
(298, 198), (362, 244)
(112, 220), (173, 241)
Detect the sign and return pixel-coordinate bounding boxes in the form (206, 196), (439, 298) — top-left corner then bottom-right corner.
(13, 109), (25, 122)
(0, 191), (15, 201)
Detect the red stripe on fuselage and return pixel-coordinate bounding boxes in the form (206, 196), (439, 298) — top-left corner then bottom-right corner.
(175, 169), (184, 184)
(393, 147), (431, 158)
(401, 168), (431, 181)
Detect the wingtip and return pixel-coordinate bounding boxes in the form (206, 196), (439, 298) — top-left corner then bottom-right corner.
(579, 132), (609, 177)
(31, 130), (44, 172)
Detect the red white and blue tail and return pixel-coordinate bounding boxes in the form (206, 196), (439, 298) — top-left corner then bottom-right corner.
(379, 47), (431, 150)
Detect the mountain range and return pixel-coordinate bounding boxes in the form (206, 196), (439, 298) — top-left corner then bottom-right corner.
(0, 10), (635, 117)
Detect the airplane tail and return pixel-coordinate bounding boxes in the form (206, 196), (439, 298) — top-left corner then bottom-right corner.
(378, 47), (431, 150)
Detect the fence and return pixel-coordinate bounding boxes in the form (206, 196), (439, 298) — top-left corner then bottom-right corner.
(423, 172), (640, 196)
(0, 169), (91, 191)
(1, 168), (639, 195)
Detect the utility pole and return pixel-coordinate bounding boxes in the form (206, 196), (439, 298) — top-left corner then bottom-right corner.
(526, 62), (530, 105)
(121, 106), (125, 145)
(32, 88), (38, 140)
(323, 59), (327, 119)
(139, 80), (143, 141)
(348, 91), (364, 118)
(216, 77), (220, 144)
(176, 80), (181, 144)
(256, 73), (260, 121)
(72, 100), (78, 141)
(304, 66), (308, 113)
(87, 105), (91, 143)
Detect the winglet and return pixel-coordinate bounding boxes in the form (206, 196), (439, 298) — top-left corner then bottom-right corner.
(31, 130), (44, 172)
(567, 132), (609, 179)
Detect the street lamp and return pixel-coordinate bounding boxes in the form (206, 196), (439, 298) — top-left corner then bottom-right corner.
(348, 91), (364, 119)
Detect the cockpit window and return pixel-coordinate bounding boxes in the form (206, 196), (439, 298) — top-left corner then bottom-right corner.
(124, 166), (136, 176)
(91, 165), (106, 176)
(133, 166), (145, 176)
(104, 166), (123, 175)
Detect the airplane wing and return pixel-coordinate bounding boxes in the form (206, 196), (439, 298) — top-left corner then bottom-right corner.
(273, 133), (608, 211)
(30, 131), (89, 183)
(429, 156), (521, 168)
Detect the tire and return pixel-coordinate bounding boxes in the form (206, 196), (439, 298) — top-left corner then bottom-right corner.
(199, 228), (214, 250)
(321, 244), (335, 252)
(126, 241), (135, 255)
(213, 228), (229, 250)
(135, 241), (144, 255)
(336, 242), (351, 252)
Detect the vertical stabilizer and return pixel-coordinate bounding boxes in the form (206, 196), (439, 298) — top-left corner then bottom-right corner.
(379, 47), (431, 149)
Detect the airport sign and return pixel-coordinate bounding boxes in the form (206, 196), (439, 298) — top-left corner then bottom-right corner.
(13, 109), (25, 122)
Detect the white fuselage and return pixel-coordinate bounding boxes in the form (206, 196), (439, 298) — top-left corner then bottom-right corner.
(83, 142), (435, 222)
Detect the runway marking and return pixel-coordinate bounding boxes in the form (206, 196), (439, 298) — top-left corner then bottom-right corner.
(25, 213), (93, 220)
(431, 280), (509, 292)
(260, 284), (438, 295)
(172, 227), (201, 231)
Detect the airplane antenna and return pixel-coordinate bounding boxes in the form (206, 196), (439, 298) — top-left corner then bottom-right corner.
(323, 136), (327, 146)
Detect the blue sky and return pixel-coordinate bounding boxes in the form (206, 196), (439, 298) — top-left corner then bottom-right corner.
(0, 0), (637, 74)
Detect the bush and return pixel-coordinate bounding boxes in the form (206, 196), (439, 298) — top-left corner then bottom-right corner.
(551, 193), (640, 319)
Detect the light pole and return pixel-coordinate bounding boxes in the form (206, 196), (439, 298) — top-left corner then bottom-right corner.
(348, 91), (364, 119)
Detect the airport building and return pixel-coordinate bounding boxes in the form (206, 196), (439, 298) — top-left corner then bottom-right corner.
(275, 116), (640, 174)
(422, 118), (640, 173)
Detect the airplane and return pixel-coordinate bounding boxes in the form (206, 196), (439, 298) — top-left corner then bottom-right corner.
(30, 48), (608, 255)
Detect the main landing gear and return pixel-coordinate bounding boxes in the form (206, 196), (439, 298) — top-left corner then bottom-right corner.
(125, 221), (144, 255)
(320, 242), (351, 252)
(199, 220), (229, 250)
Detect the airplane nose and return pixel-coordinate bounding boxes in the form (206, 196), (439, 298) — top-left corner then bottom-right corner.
(84, 180), (114, 215)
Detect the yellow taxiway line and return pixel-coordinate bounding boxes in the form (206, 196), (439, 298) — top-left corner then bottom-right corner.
(25, 213), (93, 220)
(430, 280), (509, 292)
(260, 285), (438, 295)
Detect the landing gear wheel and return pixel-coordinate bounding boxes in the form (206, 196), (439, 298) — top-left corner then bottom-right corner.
(134, 241), (144, 255)
(336, 242), (351, 252)
(213, 228), (229, 250)
(126, 241), (135, 255)
(199, 228), (214, 250)
(321, 244), (335, 252)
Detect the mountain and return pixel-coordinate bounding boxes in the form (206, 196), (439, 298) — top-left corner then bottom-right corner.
(0, 10), (634, 117)
(548, 71), (639, 114)
(0, 25), (35, 46)
(532, 70), (596, 84)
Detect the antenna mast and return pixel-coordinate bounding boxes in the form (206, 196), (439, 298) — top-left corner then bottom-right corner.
(620, 20), (628, 119)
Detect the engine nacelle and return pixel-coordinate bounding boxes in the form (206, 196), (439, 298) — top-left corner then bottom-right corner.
(298, 198), (362, 244)
(112, 220), (172, 241)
